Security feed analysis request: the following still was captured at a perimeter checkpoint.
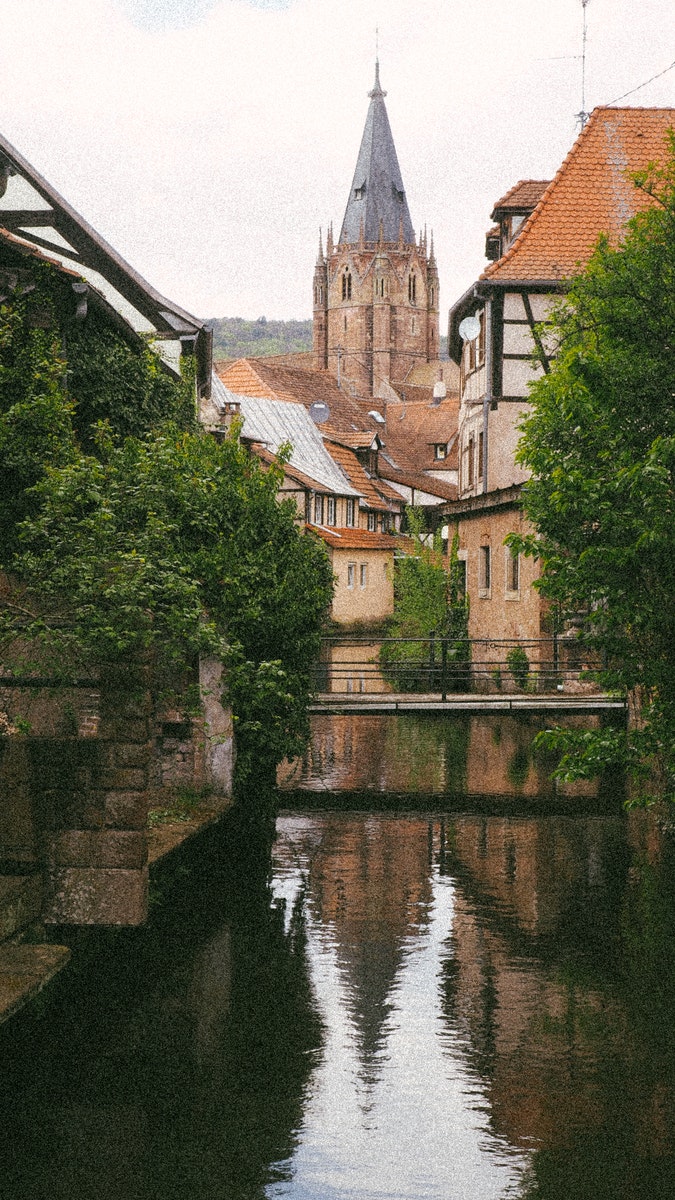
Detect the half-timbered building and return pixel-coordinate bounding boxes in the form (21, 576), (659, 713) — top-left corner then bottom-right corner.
(444, 105), (675, 665)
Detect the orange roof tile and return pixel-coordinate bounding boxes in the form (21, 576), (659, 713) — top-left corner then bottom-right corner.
(216, 357), (376, 433)
(483, 107), (675, 283)
(307, 526), (397, 551)
(378, 462), (457, 502)
(323, 439), (401, 511)
(490, 180), (550, 217)
(381, 397), (460, 474)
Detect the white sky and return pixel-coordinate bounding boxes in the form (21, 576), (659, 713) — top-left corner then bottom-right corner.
(2, 0), (674, 321)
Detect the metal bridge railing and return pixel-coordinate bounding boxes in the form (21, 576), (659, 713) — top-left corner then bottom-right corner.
(313, 634), (598, 701)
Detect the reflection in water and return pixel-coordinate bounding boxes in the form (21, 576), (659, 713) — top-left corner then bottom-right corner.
(268, 809), (675, 1199)
(0, 833), (324, 1200)
(279, 711), (618, 803)
(1, 792), (675, 1197)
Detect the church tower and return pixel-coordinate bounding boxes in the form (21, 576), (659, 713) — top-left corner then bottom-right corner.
(313, 63), (440, 399)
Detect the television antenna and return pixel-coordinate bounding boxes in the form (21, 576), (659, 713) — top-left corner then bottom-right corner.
(576, 0), (591, 128)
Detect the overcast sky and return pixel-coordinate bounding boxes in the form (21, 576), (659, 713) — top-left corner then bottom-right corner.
(2, 0), (674, 321)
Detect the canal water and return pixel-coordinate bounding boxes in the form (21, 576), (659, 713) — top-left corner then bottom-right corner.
(2, 712), (675, 1199)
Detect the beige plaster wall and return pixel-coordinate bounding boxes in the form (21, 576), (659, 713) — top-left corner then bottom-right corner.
(329, 547), (394, 624)
(458, 506), (546, 653)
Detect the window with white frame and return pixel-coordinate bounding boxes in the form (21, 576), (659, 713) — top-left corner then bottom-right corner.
(313, 494), (324, 525)
(367, 511), (377, 532)
(434, 443), (447, 460)
(347, 563), (355, 589)
(326, 496), (336, 525)
(359, 564), (367, 589)
(346, 498), (355, 527)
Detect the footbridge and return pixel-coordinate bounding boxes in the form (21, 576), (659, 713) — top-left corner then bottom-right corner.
(309, 636), (627, 715)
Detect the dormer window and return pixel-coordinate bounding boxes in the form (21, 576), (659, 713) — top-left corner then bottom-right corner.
(354, 184), (366, 200)
(434, 443), (447, 460)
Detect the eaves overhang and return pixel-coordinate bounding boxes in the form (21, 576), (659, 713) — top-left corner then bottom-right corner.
(0, 131), (212, 397)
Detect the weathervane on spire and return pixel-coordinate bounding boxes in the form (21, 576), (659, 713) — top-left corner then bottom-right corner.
(370, 27), (386, 98)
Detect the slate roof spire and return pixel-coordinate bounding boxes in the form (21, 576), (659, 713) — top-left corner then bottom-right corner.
(339, 62), (415, 246)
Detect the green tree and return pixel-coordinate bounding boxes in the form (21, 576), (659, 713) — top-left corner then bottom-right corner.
(510, 133), (675, 798)
(0, 262), (334, 792)
(380, 511), (469, 691)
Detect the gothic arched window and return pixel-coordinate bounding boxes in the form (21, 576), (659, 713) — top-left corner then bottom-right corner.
(342, 272), (352, 301)
(408, 273), (416, 304)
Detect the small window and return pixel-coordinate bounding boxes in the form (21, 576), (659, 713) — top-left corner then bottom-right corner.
(480, 545), (491, 593)
(341, 272), (352, 301)
(347, 563), (355, 589)
(314, 494), (324, 525)
(467, 436), (475, 488)
(326, 496), (336, 526)
(367, 511), (377, 532)
(359, 564), (367, 589)
(408, 273), (416, 304)
(434, 443), (447, 460)
(381, 512), (391, 533)
(478, 431), (484, 480)
(507, 548), (520, 593)
(345, 498), (355, 527)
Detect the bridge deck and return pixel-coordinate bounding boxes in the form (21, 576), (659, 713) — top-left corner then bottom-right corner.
(310, 691), (626, 715)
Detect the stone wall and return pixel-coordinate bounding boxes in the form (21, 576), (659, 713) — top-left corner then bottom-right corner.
(0, 658), (235, 932)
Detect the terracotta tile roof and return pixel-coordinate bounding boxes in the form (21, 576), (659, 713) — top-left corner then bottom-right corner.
(398, 359), (460, 390)
(307, 525), (397, 551)
(378, 461), (458, 502)
(326, 431), (380, 450)
(381, 397), (460, 473)
(490, 179), (550, 217)
(323, 439), (402, 511)
(483, 107), (675, 283)
(216, 357), (375, 433)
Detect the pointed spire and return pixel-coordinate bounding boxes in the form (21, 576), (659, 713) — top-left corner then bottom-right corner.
(317, 227), (324, 263)
(339, 64), (415, 246)
(327, 223), (334, 256)
(429, 230), (436, 266)
(369, 59), (387, 100)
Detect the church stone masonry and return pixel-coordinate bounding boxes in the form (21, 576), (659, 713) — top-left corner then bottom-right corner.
(313, 64), (439, 400)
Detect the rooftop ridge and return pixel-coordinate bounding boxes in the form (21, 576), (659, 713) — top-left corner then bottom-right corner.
(482, 105), (675, 283)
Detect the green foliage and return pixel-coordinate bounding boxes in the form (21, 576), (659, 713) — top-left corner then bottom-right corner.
(380, 513), (470, 692)
(506, 645), (530, 691)
(66, 306), (197, 445)
(0, 259), (334, 790)
(0, 268), (76, 561)
(209, 316), (313, 360)
(511, 133), (675, 798)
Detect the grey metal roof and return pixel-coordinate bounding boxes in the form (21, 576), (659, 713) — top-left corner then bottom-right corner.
(236, 394), (360, 497)
(339, 63), (415, 246)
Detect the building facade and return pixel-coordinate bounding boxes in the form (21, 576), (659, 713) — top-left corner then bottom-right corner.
(445, 106), (675, 678)
(313, 64), (440, 400)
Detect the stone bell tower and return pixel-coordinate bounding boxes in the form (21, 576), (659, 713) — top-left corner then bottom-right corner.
(313, 62), (439, 399)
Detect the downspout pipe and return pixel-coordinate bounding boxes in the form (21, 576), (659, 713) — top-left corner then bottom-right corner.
(478, 287), (492, 495)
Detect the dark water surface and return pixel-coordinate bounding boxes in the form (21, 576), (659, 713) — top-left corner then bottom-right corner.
(2, 713), (675, 1199)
